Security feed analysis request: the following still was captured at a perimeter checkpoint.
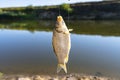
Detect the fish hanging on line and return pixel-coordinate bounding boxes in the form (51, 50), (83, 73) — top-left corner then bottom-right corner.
(52, 16), (72, 73)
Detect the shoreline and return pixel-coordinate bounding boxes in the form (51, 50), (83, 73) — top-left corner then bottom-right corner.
(0, 73), (117, 80)
(1, 1), (120, 20)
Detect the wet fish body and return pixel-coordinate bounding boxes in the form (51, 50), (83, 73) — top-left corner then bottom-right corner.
(52, 16), (71, 73)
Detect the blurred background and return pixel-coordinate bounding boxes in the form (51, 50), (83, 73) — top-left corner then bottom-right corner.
(0, 0), (120, 20)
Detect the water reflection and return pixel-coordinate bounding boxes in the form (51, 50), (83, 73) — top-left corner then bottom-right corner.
(0, 20), (120, 78)
(0, 30), (55, 74)
(70, 34), (120, 76)
(0, 20), (120, 36)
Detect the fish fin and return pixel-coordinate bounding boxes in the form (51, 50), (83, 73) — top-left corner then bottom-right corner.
(63, 31), (69, 34)
(69, 29), (73, 32)
(65, 55), (69, 63)
(57, 64), (67, 73)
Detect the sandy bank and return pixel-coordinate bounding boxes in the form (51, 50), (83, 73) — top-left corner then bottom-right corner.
(0, 73), (117, 80)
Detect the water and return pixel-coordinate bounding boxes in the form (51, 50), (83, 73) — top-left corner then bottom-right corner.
(0, 20), (120, 78)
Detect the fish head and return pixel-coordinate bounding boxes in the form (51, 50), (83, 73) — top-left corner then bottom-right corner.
(55, 16), (66, 28)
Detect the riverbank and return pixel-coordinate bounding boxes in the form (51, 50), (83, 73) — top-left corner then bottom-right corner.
(0, 73), (116, 80)
(0, 1), (120, 20)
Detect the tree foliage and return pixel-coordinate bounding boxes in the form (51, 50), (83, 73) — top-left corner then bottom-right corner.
(60, 3), (73, 13)
(0, 9), (3, 13)
(26, 5), (34, 9)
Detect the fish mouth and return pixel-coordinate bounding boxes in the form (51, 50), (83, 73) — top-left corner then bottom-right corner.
(57, 16), (63, 22)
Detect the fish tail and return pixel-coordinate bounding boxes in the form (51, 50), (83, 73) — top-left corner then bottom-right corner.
(57, 63), (67, 73)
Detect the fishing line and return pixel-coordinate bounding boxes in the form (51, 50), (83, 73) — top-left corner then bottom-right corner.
(67, 7), (69, 27)
(67, 0), (70, 27)
(58, 0), (70, 26)
(58, 4), (61, 15)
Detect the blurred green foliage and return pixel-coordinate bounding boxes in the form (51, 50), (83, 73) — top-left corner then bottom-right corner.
(0, 1), (120, 20)
(60, 3), (73, 13)
(0, 9), (3, 13)
(0, 72), (3, 78)
(0, 20), (120, 36)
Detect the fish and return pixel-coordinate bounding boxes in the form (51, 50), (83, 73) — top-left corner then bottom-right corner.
(52, 16), (71, 73)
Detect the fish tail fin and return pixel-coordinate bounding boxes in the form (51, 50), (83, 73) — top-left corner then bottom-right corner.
(57, 63), (67, 73)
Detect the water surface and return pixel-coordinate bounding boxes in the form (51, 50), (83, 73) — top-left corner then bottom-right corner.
(0, 20), (120, 78)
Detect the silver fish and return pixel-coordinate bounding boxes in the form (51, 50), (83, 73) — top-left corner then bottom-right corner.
(52, 16), (71, 73)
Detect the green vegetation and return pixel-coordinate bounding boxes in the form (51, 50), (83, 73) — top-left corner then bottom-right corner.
(0, 20), (120, 36)
(0, 20), (53, 32)
(0, 9), (2, 13)
(60, 3), (73, 13)
(0, 72), (3, 78)
(0, 1), (120, 20)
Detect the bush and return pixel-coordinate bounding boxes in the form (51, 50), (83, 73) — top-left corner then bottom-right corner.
(0, 9), (3, 13)
(0, 72), (3, 78)
(60, 3), (73, 13)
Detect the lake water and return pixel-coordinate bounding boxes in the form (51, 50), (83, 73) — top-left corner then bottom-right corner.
(0, 20), (120, 78)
